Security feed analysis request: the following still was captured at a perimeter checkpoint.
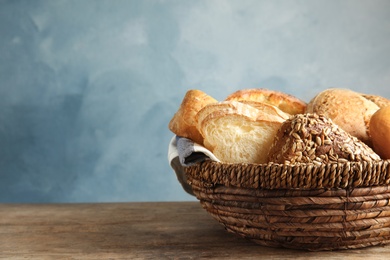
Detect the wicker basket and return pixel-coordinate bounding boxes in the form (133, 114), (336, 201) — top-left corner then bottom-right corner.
(185, 159), (390, 251)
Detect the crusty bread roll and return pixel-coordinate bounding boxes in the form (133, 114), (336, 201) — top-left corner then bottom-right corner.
(197, 101), (286, 164)
(361, 94), (390, 108)
(225, 88), (307, 115)
(369, 105), (390, 159)
(306, 88), (379, 145)
(169, 90), (217, 145)
(268, 114), (381, 165)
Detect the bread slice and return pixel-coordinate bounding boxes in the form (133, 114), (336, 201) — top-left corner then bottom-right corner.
(197, 101), (285, 164)
(169, 90), (217, 145)
(225, 88), (307, 115)
(306, 88), (379, 145)
(196, 100), (289, 130)
(237, 100), (291, 120)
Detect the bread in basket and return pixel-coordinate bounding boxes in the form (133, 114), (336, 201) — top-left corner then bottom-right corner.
(168, 88), (390, 251)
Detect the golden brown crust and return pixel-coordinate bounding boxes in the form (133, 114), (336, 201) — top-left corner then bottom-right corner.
(305, 88), (379, 145)
(168, 90), (217, 145)
(267, 114), (381, 165)
(225, 88), (307, 115)
(369, 106), (390, 159)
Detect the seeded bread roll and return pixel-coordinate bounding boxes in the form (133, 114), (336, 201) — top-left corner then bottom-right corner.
(306, 88), (379, 145)
(267, 114), (381, 165)
(197, 101), (286, 164)
(169, 90), (217, 145)
(225, 88), (307, 115)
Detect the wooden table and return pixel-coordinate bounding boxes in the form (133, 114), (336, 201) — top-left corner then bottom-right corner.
(1, 202), (390, 259)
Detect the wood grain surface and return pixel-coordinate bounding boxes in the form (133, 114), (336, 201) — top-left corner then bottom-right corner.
(1, 202), (389, 259)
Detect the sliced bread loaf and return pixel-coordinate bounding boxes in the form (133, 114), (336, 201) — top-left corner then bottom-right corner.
(197, 101), (286, 163)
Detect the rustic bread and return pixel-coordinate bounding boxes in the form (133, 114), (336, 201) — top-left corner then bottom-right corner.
(225, 88), (307, 115)
(369, 105), (390, 159)
(197, 101), (286, 164)
(306, 88), (379, 145)
(268, 114), (381, 165)
(169, 90), (217, 145)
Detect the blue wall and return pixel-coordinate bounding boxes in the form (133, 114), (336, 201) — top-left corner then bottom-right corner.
(1, 0), (390, 202)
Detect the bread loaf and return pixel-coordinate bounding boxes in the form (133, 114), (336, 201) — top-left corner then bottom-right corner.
(225, 88), (307, 115)
(306, 88), (379, 145)
(268, 114), (381, 165)
(169, 90), (217, 145)
(369, 105), (390, 159)
(197, 101), (286, 164)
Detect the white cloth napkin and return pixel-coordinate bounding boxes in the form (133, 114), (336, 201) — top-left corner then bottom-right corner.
(168, 136), (220, 196)
(168, 136), (220, 166)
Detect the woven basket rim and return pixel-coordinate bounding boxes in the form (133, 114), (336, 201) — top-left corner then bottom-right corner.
(185, 159), (390, 190)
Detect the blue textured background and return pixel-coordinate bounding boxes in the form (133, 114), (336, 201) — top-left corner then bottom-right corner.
(1, 0), (390, 202)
